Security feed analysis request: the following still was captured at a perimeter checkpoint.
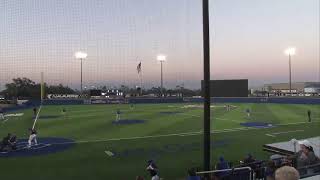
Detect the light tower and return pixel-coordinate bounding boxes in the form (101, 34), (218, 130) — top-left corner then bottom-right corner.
(75, 51), (88, 93)
(157, 55), (166, 96)
(284, 47), (296, 96)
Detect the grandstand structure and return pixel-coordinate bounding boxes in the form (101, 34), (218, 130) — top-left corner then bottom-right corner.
(263, 82), (320, 96)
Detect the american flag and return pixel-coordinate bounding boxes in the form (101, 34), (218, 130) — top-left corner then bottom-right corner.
(137, 62), (141, 74)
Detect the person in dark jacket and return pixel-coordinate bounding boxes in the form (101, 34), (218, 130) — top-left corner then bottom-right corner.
(0, 133), (11, 151)
(215, 156), (230, 179)
(186, 168), (201, 180)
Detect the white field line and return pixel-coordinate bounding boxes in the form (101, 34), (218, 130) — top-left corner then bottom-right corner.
(215, 117), (243, 123)
(104, 150), (114, 156)
(48, 121), (320, 145)
(265, 134), (276, 137)
(51, 127), (257, 145)
(31, 144), (51, 150)
(178, 112), (267, 124)
(265, 129), (305, 137)
(32, 105), (42, 129)
(271, 130), (304, 135)
(176, 113), (201, 118)
(176, 113), (242, 123)
(277, 121), (320, 126)
(2, 118), (9, 123)
(4, 113), (24, 117)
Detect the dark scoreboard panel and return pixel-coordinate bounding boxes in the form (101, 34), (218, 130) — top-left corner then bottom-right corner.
(90, 90), (102, 96)
(201, 79), (248, 97)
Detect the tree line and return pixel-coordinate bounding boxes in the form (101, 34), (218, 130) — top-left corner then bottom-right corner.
(0, 77), (75, 99)
(0, 77), (201, 99)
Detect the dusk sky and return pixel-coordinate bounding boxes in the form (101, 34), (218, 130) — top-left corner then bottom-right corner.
(0, 0), (319, 90)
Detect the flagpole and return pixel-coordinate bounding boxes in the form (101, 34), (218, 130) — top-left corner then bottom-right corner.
(140, 68), (143, 95)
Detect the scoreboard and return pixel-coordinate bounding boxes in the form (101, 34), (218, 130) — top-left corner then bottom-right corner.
(201, 79), (248, 97)
(90, 90), (102, 96)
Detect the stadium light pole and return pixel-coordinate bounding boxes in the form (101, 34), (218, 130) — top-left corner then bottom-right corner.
(157, 55), (166, 97)
(284, 47), (296, 96)
(202, 0), (211, 177)
(75, 51), (88, 93)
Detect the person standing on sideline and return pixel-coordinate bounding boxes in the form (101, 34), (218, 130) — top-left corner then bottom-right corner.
(307, 110), (311, 122)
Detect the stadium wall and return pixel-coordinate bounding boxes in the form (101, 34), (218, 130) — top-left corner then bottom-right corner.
(128, 98), (184, 104)
(184, 97), (320, 104)
(3, 97), (320, 112)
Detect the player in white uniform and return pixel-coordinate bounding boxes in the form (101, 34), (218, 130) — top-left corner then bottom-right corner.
(28, 128), (38, 148)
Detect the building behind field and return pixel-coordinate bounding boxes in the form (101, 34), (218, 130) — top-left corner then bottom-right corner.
(263, 82), (320, 96)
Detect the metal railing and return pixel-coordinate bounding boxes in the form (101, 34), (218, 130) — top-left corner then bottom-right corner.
(196, 166), (252, 180)
(298, 163), (320, 179)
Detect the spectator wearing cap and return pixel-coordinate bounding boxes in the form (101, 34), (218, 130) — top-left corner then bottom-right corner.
(241, 153), (258, 170)
(265, 160), (277, 180)
(290, 140), (319, 168)
(243, 153), (255, 164)
(215, 156), (230, 179)
(136, 176), (145, 180)
(186, 168), (201, 180)
(275, 166), (299, 180)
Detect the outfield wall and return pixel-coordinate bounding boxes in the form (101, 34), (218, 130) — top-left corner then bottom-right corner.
(129, 98), (184, 104)
(129, 97), (320, 104)
(3, 97), (320, 112)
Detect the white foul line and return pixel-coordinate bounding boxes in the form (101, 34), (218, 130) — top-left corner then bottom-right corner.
(35, 121), (320, 145)
(50, 127), (258, 145)
(32, 105), (42, 129)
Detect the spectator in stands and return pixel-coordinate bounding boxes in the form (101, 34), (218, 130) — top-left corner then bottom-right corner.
(243, 154), (255, 164)
(289, 140), (319, 168)
(265, 160), (277, 180)
(146, 160), (160, 180)
(275, 166), (299, 180)
(136, 176), (145, 180)
(0, 133), (11, 151)
(8, 134), (17, 150)
(186, 168), (201, 180)
(215, 156), (230, 179)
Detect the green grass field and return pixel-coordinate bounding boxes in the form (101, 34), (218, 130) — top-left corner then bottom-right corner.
(0, 103), (319, 180)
